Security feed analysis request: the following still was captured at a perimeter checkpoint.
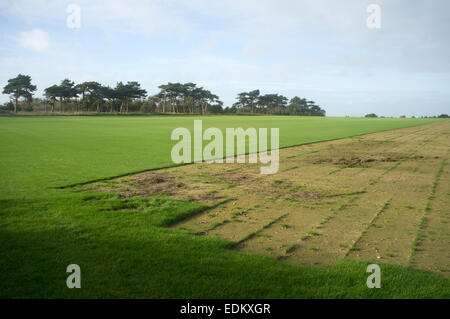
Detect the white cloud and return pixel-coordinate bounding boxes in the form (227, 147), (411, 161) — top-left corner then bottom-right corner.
(18, 29), (49, 53)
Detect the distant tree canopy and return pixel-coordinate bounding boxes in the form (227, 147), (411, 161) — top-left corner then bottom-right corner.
(230, 90), (325, 116)
(2, 74), (327, 116)
(2, 74), (37, 113)
(44, 80), (147, 113)
(157, 82), (222, 115)
(4, 75), (450, 118)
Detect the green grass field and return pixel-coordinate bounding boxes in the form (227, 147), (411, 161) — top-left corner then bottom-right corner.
(0, 115), (448, 298)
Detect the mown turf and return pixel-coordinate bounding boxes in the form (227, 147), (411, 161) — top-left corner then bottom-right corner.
(0, 115), (448, 298)
(0, 115), (440, 199)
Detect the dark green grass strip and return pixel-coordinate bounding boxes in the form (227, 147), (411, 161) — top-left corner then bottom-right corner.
(325, 190), (367, 198)
(345, 198), (392, 257)
(408, 160), (447, 265)
(169, 198), (235, 228)
(233, 213), (289, 247)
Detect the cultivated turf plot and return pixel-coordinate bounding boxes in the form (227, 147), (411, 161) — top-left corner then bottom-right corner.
(77, 121), (449, 277)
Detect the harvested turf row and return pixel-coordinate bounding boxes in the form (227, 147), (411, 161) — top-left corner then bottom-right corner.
(409, 157), (449, 276)
(246, 126), (426, 266)
(346, 133), (446, 266)
(283, 127), (441, 267)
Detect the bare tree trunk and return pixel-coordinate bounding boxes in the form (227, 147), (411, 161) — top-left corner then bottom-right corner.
(81, 93), (85, 112)
(14, 96), (18, 113)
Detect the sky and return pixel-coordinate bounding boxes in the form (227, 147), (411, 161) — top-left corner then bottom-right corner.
(0, 0), (449, 117)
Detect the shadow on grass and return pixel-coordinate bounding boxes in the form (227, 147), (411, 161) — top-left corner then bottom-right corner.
(0, 194), (449, 298)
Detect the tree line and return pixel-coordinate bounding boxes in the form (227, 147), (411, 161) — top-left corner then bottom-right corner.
(230, 89), (325, 116)
(44, 79), (147, 113)
(1, 74), (327, 116)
